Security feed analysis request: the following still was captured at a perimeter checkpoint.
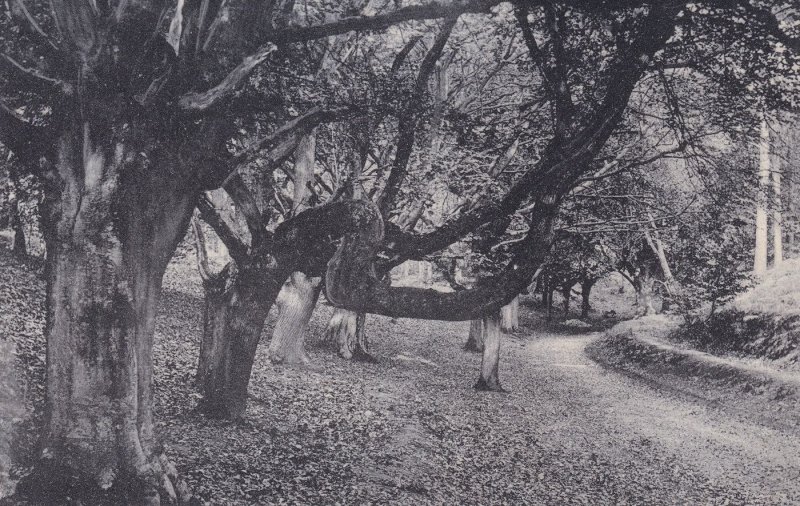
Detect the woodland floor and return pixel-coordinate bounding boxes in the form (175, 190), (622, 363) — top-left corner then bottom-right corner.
(2, 247), (800, 505)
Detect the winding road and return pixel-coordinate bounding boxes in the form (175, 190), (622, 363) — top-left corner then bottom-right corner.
(354, 323), (800, 505)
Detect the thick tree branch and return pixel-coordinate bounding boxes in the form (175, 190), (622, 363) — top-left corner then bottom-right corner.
(178, 43), (277, 111)
(514, 4), (574, 132)
(264, 0), (499, 45)
(377, 16), (458, 218)
(324, 198), (559, 320)
(382, 3), (680, 263)
(230, 106), (358, 169)
(223, 174), (269, 247)
(196, 194), (249, 263)
(391, 35), (423, 74)
(191, 214), (215, 283)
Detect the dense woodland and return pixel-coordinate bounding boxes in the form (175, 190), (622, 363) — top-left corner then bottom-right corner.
(0, 0), (799, 504)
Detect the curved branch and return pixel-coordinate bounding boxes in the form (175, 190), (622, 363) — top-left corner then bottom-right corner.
(264, 0), (499, 45)
(223, 174), (269, 247)
(12, 0), (59, 52)
(196, 194), (249, 263)
(191, 214), (215, 283)
(377, 16), (458, 217)
(324, 198), (558, 320)
(178, 43), (277, 111)
(382, 3), (680, 263)
(1, 53), (71, 95)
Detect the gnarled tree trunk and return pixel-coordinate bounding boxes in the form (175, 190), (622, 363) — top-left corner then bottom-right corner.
(474, 312), (504, 392)
(324, 308), (373, 361)
(18, 124), (196, 504)
(269, 133), (320, 364)
(268, 272), (321, 364)
(196, 254), (289, 418)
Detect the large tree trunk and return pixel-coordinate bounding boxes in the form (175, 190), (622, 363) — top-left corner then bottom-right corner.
(324, 308), (373, 361)
(197, 256), (289, 418)
(18, 124), (196, 504)
(500, 296), (519, 332)
(464, 318), (485, 352)
(268, 272), (321, 364)
(754, 116), (770, 276)
(474, 312), (504, 392)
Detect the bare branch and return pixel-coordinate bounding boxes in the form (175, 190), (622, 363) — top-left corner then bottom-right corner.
(377, 16), (458, 217)
(223, 106), (359, 177)
(178, 43), (278, 111)
(264, 0), (499, 45)
(196, 194), (249, 263)
(514, 4), (574, 131)
(223, 173), (269, 247)
(0, 53), (71, 94)
(391, 35), (423, 74)
(191, 214), (215, 283)
(12, 0), (59, 51)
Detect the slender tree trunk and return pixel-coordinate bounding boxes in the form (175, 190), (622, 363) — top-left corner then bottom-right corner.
(634, 273), (657, 316)
(324, 308), (373, 361)
(773, 161), (783, 268)
(268, 272), (321, 364)
(464, 318), (485, 352)
(580, 279), (595, 319)
(474, 312), (504, 392)
(18, 125), (196, 504)
(500, 296), (519, 332)
(754, 116), (770, 276)
(10, 198), (26, 257)
(562, 282), (574, 319)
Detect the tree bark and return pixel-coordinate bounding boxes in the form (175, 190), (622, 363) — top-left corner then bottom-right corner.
(17, 123), (196, 504)
(500, 296), (519, 332)
(562, 282), (574, 319)
(634, 272), (657, 316)
(772, 158), (783, 268)
(324, 308), (373, 361)
(268, 272), (321, 364)
(474, 312), (504, 392)
(754, 116), (770, 276)
(269, 133), (320, 364)
(464, 318), (485, 352)
(197, 252), (290, 418)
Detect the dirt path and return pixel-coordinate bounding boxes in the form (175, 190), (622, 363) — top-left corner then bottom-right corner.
(518, 332), (800, 505)
(334, 324), (800, 505)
